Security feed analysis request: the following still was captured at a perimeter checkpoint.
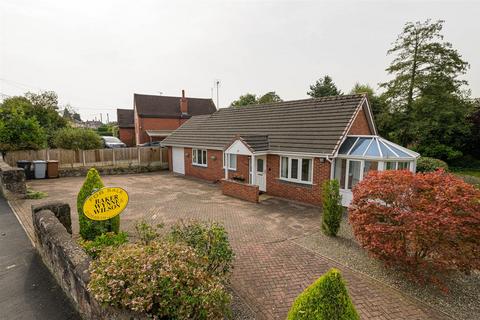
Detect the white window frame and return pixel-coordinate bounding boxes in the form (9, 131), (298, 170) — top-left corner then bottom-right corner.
(223, 153), (237, 171)
(192, 148), (207, 167)
(279, 156), (313, 184)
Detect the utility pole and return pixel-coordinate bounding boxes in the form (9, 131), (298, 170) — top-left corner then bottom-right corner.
(107, 113), (109, 124)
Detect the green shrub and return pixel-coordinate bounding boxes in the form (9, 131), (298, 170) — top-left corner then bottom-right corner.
(88, 241), (231, 319)
(287, 268), (359, 320)
(321, 180), (343, 236)
(77, 168), (120, 240)
(168, 221), (234, 278)
(26, 189), (48, 199)
(79, 232), (128, 259)
(135, 220), (163, 244)
(416, 156), (448, 172)
(53, 127), (101, 150)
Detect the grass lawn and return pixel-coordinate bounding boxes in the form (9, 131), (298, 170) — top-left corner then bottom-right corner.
(451, 168), (480, 187)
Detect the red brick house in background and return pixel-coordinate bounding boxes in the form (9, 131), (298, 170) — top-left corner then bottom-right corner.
(161, 94), (419, 206)
(117, 109), (135, 146)
(116, 90), (216, 146)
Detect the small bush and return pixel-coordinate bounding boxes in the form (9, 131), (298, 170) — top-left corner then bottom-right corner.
(135, 220), (163, 244)
(416, 156), (448, 172)
(77, 168), (120, 240)
(53, 127), (101, 150)
(287, 268), (359, 320)
(88, 241), (231, 319)
(349, 170), (480, 288)
(79, 232), (128, 259)
(26, 189), (48, 199)
(168, 221), (234, 278)
(321, 180), (343, 236)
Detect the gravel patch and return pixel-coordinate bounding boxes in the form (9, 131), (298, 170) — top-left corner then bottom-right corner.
(230, 289), (256, 320)
(293, 214), (479, 320)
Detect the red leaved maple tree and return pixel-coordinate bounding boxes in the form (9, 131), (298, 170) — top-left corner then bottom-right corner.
(349, 169), (480, 288)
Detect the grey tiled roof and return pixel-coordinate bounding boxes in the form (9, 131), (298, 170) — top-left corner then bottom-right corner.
(240, 135), (270, 152)
(134, 94), (216, 118)
(117, 109), (134, 128)
(162, 94), (368, 155)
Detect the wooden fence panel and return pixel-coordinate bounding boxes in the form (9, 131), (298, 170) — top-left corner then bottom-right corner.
(5, 147), (169, 169)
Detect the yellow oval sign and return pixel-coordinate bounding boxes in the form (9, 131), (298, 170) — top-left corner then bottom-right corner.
(83, 187), (129, 221)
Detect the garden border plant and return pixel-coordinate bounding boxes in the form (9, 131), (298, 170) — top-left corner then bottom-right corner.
(349, 169), (480, 289)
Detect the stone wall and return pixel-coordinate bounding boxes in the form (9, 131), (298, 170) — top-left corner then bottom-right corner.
(0, 158), (26, 198)
(32, 202), (147, 320)
(221, 179), (259, 203)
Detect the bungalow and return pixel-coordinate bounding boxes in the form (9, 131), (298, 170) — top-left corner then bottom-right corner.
(161, 94), (419, 206)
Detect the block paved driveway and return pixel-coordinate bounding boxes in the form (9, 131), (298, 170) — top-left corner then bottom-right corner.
(12, 172), (449, 320)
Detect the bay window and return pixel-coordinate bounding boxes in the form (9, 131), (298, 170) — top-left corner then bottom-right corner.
(192, 149), (207, 166)
(280, 156), (312, 183)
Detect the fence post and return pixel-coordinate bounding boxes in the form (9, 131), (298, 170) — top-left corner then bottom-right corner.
(137, 147), (141, 165)
(46, 149), (49, 161)
(82, 150), (86, 167)
(112, 148), (116, 166)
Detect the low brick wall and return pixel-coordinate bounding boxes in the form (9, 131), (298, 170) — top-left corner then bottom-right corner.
(59, 164), (165, 177)
(0, 158), (26, 199)
(221, 179), (259, 203)
(32, 202), (146, 320)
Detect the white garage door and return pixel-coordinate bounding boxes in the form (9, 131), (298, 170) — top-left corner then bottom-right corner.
(172, 147), (185, 174)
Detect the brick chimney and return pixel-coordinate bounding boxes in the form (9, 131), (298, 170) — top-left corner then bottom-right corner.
(180, 89), (188, 114)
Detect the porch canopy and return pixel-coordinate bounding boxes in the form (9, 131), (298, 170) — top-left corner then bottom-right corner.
(223, 135), (269, 184)
(334, 135), (419, 205)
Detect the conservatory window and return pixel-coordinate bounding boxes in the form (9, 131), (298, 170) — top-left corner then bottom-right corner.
(363, 161), (378, 177)
(397, 161), (410, 170)
(347, 160), (362, 190)
(334, 159), (347, 189)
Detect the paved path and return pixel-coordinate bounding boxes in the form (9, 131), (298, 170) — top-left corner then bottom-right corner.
(12, 172), (450, 319)
(0, 197), (79, 320)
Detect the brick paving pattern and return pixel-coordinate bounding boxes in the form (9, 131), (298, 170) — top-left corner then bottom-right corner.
(12, 172), (450, 320)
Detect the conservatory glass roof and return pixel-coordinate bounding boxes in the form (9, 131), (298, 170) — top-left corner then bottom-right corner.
(337, 136), (419, 160)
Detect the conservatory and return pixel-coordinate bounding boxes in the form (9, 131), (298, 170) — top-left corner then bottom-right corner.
(333, 135), (419, 206)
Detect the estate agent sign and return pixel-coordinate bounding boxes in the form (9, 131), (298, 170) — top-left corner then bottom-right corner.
(83, 187), (129, 221)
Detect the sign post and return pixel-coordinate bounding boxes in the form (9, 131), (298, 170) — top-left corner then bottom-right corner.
(83, 187), (129, 221)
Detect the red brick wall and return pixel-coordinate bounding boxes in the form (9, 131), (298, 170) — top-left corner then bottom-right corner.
(266, 155), (331, 206)
(348, 107), (372, 135)
(221, 179), (259, 203)
(183, 148), (224, 182)
(118, 128), (135, 146)
(228, 155), (250, 183)
(136, 117), (188, 145)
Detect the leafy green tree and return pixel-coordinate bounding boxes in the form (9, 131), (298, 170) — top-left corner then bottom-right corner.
(77, 168), (120, 240)
(380, 20), (470, 153)
(24, 91), (68, 146)
(62, 105), (82, 122)
(0, 97), (47, 152)
(287, 268), (359, 320)
(307, 75), (342, 98)
(53, 127), (102, 150)
(230, 93), (258, 107)
(257, 91), (283, 104)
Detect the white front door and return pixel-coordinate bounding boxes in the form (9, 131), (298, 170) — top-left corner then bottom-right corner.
(255, 156), (266, 192)
(172, 147), (185, 174)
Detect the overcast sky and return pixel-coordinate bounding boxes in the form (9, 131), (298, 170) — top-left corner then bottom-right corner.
(1, 0), (479, 122)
